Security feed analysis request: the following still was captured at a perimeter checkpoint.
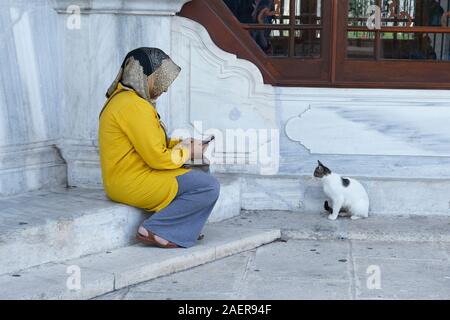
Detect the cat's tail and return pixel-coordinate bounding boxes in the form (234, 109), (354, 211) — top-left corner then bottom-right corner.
(351, 199), (369, 218)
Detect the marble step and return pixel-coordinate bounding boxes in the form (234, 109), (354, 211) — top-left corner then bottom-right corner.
(0, 225), (280, 300)
(239, 174), (450, 216)
(231, 210), (450, 243)
(0, 184), (241, 276)
(0, 188), (145, 276)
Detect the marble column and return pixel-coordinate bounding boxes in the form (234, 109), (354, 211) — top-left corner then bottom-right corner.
(0, 0), (66, 196)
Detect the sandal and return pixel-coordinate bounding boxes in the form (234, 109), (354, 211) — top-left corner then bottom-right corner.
(136, 230), (179, 249)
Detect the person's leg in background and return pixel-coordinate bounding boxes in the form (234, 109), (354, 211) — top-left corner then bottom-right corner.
(138, 169), (220, 248)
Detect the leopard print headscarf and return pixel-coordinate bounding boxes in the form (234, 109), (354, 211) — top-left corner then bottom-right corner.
(106, 47), (181, 106)
(103, 48), (181, 146)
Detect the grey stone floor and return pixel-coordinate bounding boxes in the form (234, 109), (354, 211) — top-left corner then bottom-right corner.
(95, 238), (450, 300)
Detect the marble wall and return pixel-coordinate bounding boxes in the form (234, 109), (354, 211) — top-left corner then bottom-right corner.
(277, 87), (450, 179)
(169, 16), (450, 180)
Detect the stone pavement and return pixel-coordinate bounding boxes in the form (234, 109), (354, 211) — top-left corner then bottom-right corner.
(96, 238), (450, 300)
(95, 210), (450, 300)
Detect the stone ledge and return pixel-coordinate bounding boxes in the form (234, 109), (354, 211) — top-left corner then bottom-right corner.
(0, 141), (67, 197)
(51, 0), (192, 15)
(230, 210), (450, 243)
(0, 188), (146, 275)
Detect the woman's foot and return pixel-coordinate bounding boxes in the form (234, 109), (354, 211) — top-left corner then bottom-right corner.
(137, 226), (178, 248)
(138, 226), (169, 245)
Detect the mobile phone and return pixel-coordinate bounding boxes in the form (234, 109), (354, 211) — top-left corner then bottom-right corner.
(202, 135), (215, 145)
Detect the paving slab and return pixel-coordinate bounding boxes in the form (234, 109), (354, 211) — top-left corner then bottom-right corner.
(353, 257), (450, 299)
(238, 276), (351, 300)
(237, 240), (353, 299)
(248, 240), (351, 281)
(350, 240), (448, 261)
(0, 262), (114, 300)
(130, 251), (252, 294)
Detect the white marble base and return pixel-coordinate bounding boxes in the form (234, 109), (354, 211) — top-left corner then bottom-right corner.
(241, 175), (450, 216)
(207, 174), (242, 223)
(0, 141), (67, 197)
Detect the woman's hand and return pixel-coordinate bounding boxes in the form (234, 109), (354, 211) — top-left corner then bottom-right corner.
(180, 138), (205, 160)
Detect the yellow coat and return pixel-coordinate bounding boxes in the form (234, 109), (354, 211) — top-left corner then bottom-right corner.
(99, 83), (191, 212)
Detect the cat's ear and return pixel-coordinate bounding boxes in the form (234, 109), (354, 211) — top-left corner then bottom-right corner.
(318, 160), (331, 174)
(323, 164), (331, 175)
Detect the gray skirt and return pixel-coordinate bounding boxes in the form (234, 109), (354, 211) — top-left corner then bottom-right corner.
(141, 169), (220, 248)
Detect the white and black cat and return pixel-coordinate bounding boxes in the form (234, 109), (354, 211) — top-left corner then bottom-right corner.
(313, 161), (369, 220)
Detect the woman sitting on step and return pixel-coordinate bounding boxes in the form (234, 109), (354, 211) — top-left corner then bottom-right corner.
(98, 47), (220, 249)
